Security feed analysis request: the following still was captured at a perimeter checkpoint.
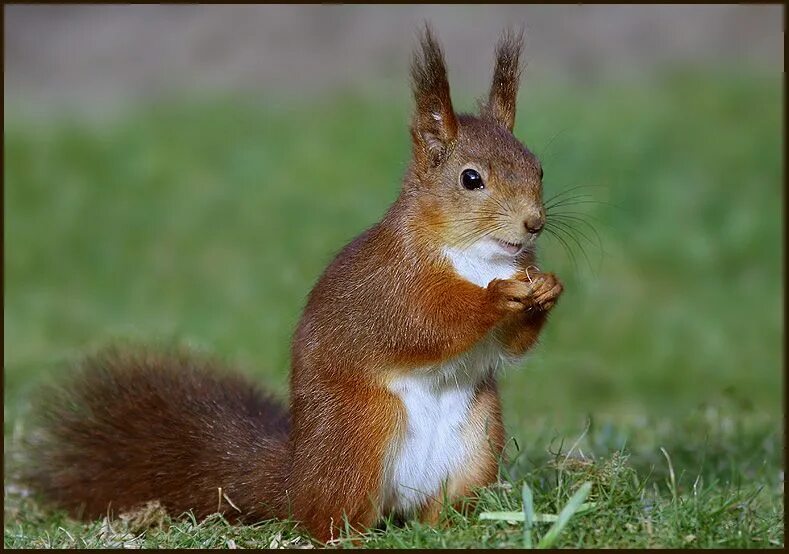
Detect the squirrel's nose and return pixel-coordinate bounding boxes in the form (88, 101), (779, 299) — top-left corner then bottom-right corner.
(524, 214), (544, 235)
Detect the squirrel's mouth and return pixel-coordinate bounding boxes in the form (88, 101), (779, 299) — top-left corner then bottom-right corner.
(493, 239), (523, 256)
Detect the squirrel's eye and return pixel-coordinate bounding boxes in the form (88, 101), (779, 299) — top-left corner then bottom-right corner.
(460, 168), (484, 191)
(539, 166), (544, 179)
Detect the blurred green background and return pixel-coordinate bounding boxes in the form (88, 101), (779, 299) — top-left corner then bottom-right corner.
(4, 4), (782, 477)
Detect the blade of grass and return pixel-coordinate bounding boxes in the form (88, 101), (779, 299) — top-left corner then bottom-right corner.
(537, 482), (593, 548)
(523, 482), (535, 548)
(479, 502), (597, 524)
(660, 447), (678, 504)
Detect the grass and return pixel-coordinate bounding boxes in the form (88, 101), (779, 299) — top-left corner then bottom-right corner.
(3, 70), (783, 548)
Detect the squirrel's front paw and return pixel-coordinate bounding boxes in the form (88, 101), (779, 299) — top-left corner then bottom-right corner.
(524, 272), (563, 311)
(487, 278), (533, 314)
(488, 272), (564, 316)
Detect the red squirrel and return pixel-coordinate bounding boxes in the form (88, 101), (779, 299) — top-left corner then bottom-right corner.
(24, 26), (563, 543)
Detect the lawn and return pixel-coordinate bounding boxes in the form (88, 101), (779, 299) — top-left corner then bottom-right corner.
(3, 70), (783, 548)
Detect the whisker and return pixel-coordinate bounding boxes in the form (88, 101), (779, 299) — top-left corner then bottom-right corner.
(438, 215), (509, 225)
(543, 184), (608, 206)
(547, 214), (605, 250)
(546, 218), (600, 253)
(546, 210), (609, 229)
(489, 193), (519, 219)
(452, 229), (496, 251)
(534, 127), (572, 163)
(546, 220), (593, 270)
(545, 220), (594, 272)
(546, 198), (622, 212)
(544, 193), (597, 211)
(543, 227), (578, 272)
(453, 222), (509, 250)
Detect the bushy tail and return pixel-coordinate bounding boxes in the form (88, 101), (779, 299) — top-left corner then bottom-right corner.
(22, 347), (291, 522)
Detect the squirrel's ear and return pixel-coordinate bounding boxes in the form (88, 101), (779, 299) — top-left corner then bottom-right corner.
(481, 28), (524, 132)
(410, 25), (458, 167)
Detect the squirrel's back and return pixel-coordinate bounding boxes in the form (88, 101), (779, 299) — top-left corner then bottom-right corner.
(23, 347), (290, 521)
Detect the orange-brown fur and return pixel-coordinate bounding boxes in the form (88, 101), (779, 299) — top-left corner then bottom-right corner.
(23, 25), (563, 543)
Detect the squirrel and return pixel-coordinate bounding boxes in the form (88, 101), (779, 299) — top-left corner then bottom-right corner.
(22, 26), (563, 543)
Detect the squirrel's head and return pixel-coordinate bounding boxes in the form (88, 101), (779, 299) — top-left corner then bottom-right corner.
(406, 26), (544, 260)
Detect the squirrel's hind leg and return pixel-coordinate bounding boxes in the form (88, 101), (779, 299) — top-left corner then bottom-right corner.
(287, 379), (405, 543)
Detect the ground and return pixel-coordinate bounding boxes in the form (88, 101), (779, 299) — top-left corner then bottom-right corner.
(3, 71), (783, 548)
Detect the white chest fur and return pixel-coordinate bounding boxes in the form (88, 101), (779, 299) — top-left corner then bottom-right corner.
(381, 241), (521, 514)
(443, 241), (518, 288)
(384, 336), (517, 514)
(383, 372), (475, 514)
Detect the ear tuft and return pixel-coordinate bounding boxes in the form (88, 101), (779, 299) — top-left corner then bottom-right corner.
(410, 24), (458, 167)
(480, 28), (524, 132)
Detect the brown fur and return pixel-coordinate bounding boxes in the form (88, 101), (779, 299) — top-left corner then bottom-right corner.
(410, 24), (458, 169)
(23, 25), (563, 543)
(287, 380), (404, 539)
(24, 347), (290, 522)
(481, 28), (524, 131)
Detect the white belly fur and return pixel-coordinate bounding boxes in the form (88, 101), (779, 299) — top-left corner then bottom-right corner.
(382, 243), (518, 515)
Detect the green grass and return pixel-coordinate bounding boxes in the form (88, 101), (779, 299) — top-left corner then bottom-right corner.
(4, 70), (783, 548)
